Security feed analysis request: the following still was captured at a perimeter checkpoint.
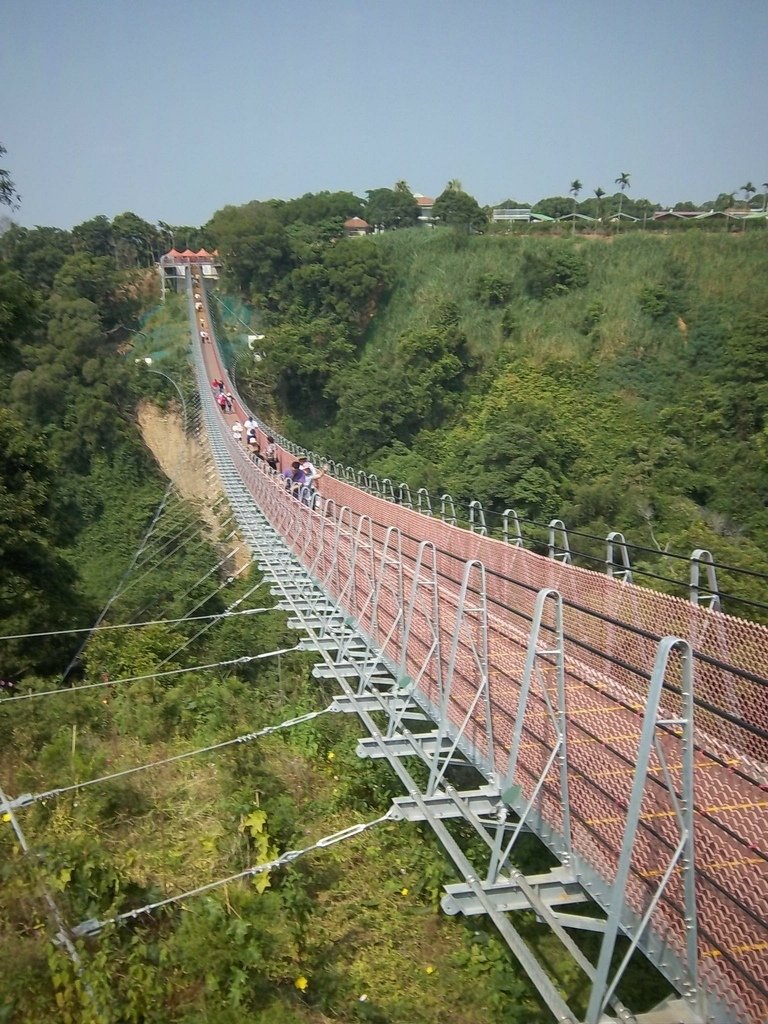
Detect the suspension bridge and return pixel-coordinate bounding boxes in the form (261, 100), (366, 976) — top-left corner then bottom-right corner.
(7, 268), (764, 1024)
(187, 268), (768, 1023)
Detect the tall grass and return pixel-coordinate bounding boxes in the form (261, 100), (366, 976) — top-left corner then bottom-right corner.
(365, 228), (768, 376)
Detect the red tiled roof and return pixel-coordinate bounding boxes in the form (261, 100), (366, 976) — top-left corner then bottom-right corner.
(344, 217), (370, 228)
(416, 196), (434, 206)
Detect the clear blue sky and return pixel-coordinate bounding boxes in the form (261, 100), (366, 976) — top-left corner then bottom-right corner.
(3, 0), (767, 229)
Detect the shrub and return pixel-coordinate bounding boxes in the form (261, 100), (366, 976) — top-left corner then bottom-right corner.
(638, 283), (674, 321)
(476, 272), (514, 306)
(521, 247), (588, 299)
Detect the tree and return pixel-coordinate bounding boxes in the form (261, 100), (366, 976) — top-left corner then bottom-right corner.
(0, 264), (38, 367)
(72, 215), (115, 259)
(0, 143), (20, 209)
(271, 190), (364, 230)
(495, 198), (531, 210)
(593, 187), (606, 225)
(0, 225), (73, 293)
(615, 172), (631, 221)
(111, 211), (160, 268)
(522, 246), (588, 299)
(431, 186), (486, 232)
(0, 408), (87, 675)
(206, 201), (293, 297)
(740, 182), (756, 208)
(532, 196), (572, 220)
(712, 192), (735, 212)
(569, 180), (582, 234)
(265, 316), (355, 417)
(156, 219), (175, 251)
(53, 253), (136, 328)
(364, 187), (419, 230)
(476, 272), (514, 306)
(322, 238), (391, 329)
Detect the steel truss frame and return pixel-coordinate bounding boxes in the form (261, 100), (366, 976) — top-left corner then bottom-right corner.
(190, 335), (730, 1024)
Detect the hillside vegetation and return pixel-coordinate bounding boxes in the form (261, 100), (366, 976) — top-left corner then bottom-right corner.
(227, 226), (768, 616)
(4, 220), (638, 1023)
(0, 186), (764, 1020)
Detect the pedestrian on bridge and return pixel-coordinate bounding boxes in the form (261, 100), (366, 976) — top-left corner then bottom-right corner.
(265, 436), (278, 472)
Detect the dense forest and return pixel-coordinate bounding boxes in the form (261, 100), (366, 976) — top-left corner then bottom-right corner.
(207, 191), (768, 618)
(1, 156), (766, 1021)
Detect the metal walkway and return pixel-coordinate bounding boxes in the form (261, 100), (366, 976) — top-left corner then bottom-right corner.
(188, 272), (768, 1024)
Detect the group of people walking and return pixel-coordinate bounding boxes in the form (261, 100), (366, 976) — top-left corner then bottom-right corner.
(194, 287), (209, 343)
(198, 275), (324, 503)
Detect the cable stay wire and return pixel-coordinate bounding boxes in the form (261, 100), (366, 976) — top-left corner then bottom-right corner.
(72, 809), (396, 937)
(134, 495), (206, 544)
(155, 576), (265, 669)
(0, 643), (300, 705)
(110, 532), (218, 606)
(156, 543), (244, 609)
(130, 524), (242, 622)
(151, 559), (254, 637)
(0, 606), (268, 644)
(9, 706), (336, 811)
(135, 509), (232, 569)
(127, 537), (244, 623)
(134, 517), (209, 570)
(0, 784), (110, 1021)
(134, 493), (222, 542)
(59, 478), (180, 684)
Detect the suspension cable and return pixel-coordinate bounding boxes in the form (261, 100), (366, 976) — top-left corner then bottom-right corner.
(0, 606), (269, 643)
(0, 645), (301, 705)
(72, 809), (396, 937)
(9, 706), (335, 810)
(155, 578), (265, 669)
(59, 480), (178, 683)
(0, 784), (110, 1020)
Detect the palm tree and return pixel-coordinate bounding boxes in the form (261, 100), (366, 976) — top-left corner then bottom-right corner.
(615, 171), (631, 221)
(394, 180), (411, 194)
(569, 179), (582, 234)
(739, 183), (755, 231)
(446, 179), (463, 193)
(594, 186), (606, 227)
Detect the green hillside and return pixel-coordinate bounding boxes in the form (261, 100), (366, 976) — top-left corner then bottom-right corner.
(1, 193), (765, 1021)
(230, 226), (767, 614)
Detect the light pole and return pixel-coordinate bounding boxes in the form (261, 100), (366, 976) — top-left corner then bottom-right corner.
(137, 359), (189, 434)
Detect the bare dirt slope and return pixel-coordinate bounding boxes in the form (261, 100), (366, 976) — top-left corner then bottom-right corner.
(137, 401), (251, 574)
